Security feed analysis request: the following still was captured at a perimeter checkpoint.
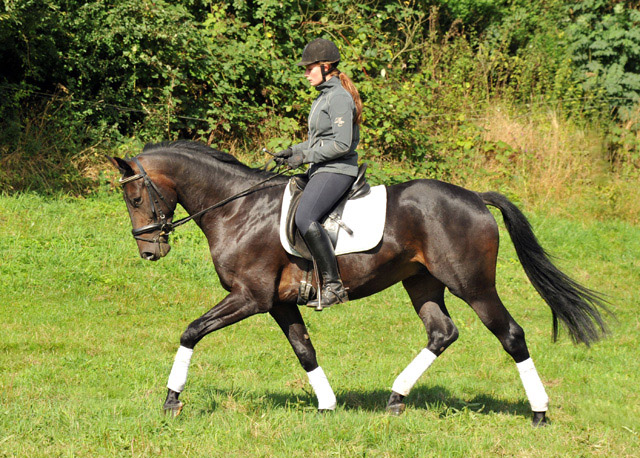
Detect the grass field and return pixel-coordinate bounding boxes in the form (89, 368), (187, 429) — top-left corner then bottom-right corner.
(1, 192), (639, 457)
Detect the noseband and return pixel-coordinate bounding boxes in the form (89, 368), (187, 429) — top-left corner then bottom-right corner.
(119, 156), (291, 245)
(119, 157), (174, 244)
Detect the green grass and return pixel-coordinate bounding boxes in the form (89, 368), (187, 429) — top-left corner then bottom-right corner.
(1, 193), (639, 457)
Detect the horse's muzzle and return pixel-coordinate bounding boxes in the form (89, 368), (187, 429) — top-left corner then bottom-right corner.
(139, 239), (171, 261)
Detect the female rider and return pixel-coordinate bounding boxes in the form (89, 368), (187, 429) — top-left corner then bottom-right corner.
(276, 38), (363, 309)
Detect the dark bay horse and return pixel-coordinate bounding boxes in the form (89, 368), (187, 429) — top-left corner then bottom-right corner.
(109, 140), (609, 425)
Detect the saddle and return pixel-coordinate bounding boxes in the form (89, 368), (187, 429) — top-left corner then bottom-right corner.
(285, 163), (371, 261)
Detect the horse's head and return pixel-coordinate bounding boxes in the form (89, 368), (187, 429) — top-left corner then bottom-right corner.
(108, 155), (177, 261)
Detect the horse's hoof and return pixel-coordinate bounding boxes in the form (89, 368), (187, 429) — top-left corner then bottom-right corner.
(532, 411), (549, 427)
(163, 401), (183, 418)
(386, 403), (406, 416)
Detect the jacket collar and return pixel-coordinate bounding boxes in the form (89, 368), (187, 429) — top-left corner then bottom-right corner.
(316, 75), (341, 93)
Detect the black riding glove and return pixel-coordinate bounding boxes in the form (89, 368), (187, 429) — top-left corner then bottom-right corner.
(274, 147), (293, 166)
(275, 148), (293, 158)
(287, 152), (304, 169)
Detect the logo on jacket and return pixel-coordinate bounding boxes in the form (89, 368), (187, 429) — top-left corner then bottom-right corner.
(334, 117), (345, 127)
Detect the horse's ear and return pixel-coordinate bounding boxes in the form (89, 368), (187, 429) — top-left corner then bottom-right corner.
(106, 156), (134, 176)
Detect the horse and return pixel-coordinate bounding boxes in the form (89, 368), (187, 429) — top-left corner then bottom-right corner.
(108, 140), (609, 426)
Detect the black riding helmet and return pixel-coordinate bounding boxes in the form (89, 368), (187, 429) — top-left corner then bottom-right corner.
(297, 38), (341, 67)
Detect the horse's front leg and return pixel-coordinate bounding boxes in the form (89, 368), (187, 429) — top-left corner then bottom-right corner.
(269, 303), (337, 411)
(163, 289), (264, 416)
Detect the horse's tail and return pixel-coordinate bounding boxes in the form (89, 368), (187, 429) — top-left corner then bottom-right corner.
(480, 191), (611, 345)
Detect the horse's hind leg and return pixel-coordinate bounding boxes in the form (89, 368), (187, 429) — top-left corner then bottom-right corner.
(387, 274), (459, 415)
(466, 288), (549, 426)
(269, 303), (336, 411)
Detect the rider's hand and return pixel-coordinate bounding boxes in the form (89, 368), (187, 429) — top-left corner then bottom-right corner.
(275, 148), (293, 158)
(286, 152), (304, 169)
(274, 148), (293, 166)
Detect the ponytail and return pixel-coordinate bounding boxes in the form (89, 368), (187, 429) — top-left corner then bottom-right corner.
(338, 72), (363, 125)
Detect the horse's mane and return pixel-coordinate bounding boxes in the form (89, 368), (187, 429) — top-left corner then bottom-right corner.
(142, 140), (244, 166)
(140, 140), (281, 180)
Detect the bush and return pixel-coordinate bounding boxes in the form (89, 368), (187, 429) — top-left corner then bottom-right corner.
(0, 0), (638, 194)
(565, 0), (640, 120)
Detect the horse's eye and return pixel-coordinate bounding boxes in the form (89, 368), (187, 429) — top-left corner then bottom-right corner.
(132, 196), (142, 207)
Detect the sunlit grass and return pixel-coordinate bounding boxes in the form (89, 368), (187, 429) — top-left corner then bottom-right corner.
(1, 193), (639, 457)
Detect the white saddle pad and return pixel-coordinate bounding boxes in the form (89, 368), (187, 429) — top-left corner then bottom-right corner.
(279, 182), (387, 258)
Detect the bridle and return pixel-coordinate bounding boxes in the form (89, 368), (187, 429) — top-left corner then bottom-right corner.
(119, 156), (289, 245)
(119, 157), (175, 244)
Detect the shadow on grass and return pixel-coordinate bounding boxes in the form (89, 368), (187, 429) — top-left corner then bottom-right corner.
(339, 385), (531, 418)
(196, 384), (531, 419)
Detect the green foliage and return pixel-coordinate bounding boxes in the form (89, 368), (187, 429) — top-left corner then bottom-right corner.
(605, 119), (640, 174)
(0, 0), (639, 193)
(0, 94), (104, 193)
(565, 0), (640, 120)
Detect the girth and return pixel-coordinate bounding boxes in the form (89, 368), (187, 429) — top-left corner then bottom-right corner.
(285, 163), (370, 261)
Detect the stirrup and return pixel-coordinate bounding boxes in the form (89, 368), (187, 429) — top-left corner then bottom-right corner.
(307, 284), (349, 311)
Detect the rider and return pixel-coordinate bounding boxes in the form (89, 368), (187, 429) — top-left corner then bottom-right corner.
(276, 38), (363, 309)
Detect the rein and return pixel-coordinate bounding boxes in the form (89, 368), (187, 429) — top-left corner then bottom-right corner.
(120, 157), (290, 242)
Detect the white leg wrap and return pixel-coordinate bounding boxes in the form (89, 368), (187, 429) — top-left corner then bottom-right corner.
(391, 348), (438, 396)
(307, 366), (337, 410)
(167, 346), (194, 393)
(517, 358), (549, 412)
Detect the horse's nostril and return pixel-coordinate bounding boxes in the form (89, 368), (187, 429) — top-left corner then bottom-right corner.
(141, 252), (158, 261)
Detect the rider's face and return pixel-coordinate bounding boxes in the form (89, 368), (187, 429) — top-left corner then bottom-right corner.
(304, 63), (331, 87)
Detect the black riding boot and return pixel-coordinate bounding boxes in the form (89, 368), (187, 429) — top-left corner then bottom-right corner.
(303, 222), (348, 310)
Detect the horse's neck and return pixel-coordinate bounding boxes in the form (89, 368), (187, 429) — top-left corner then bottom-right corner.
(172, 159), (284, 266)
(172, 158), (272, 219)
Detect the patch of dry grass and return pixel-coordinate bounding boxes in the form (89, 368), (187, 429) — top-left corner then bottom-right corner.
(467, 104), (640, 223)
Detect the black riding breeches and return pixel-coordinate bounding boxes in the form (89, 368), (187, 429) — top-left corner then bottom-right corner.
(295, 172), (356, 236)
